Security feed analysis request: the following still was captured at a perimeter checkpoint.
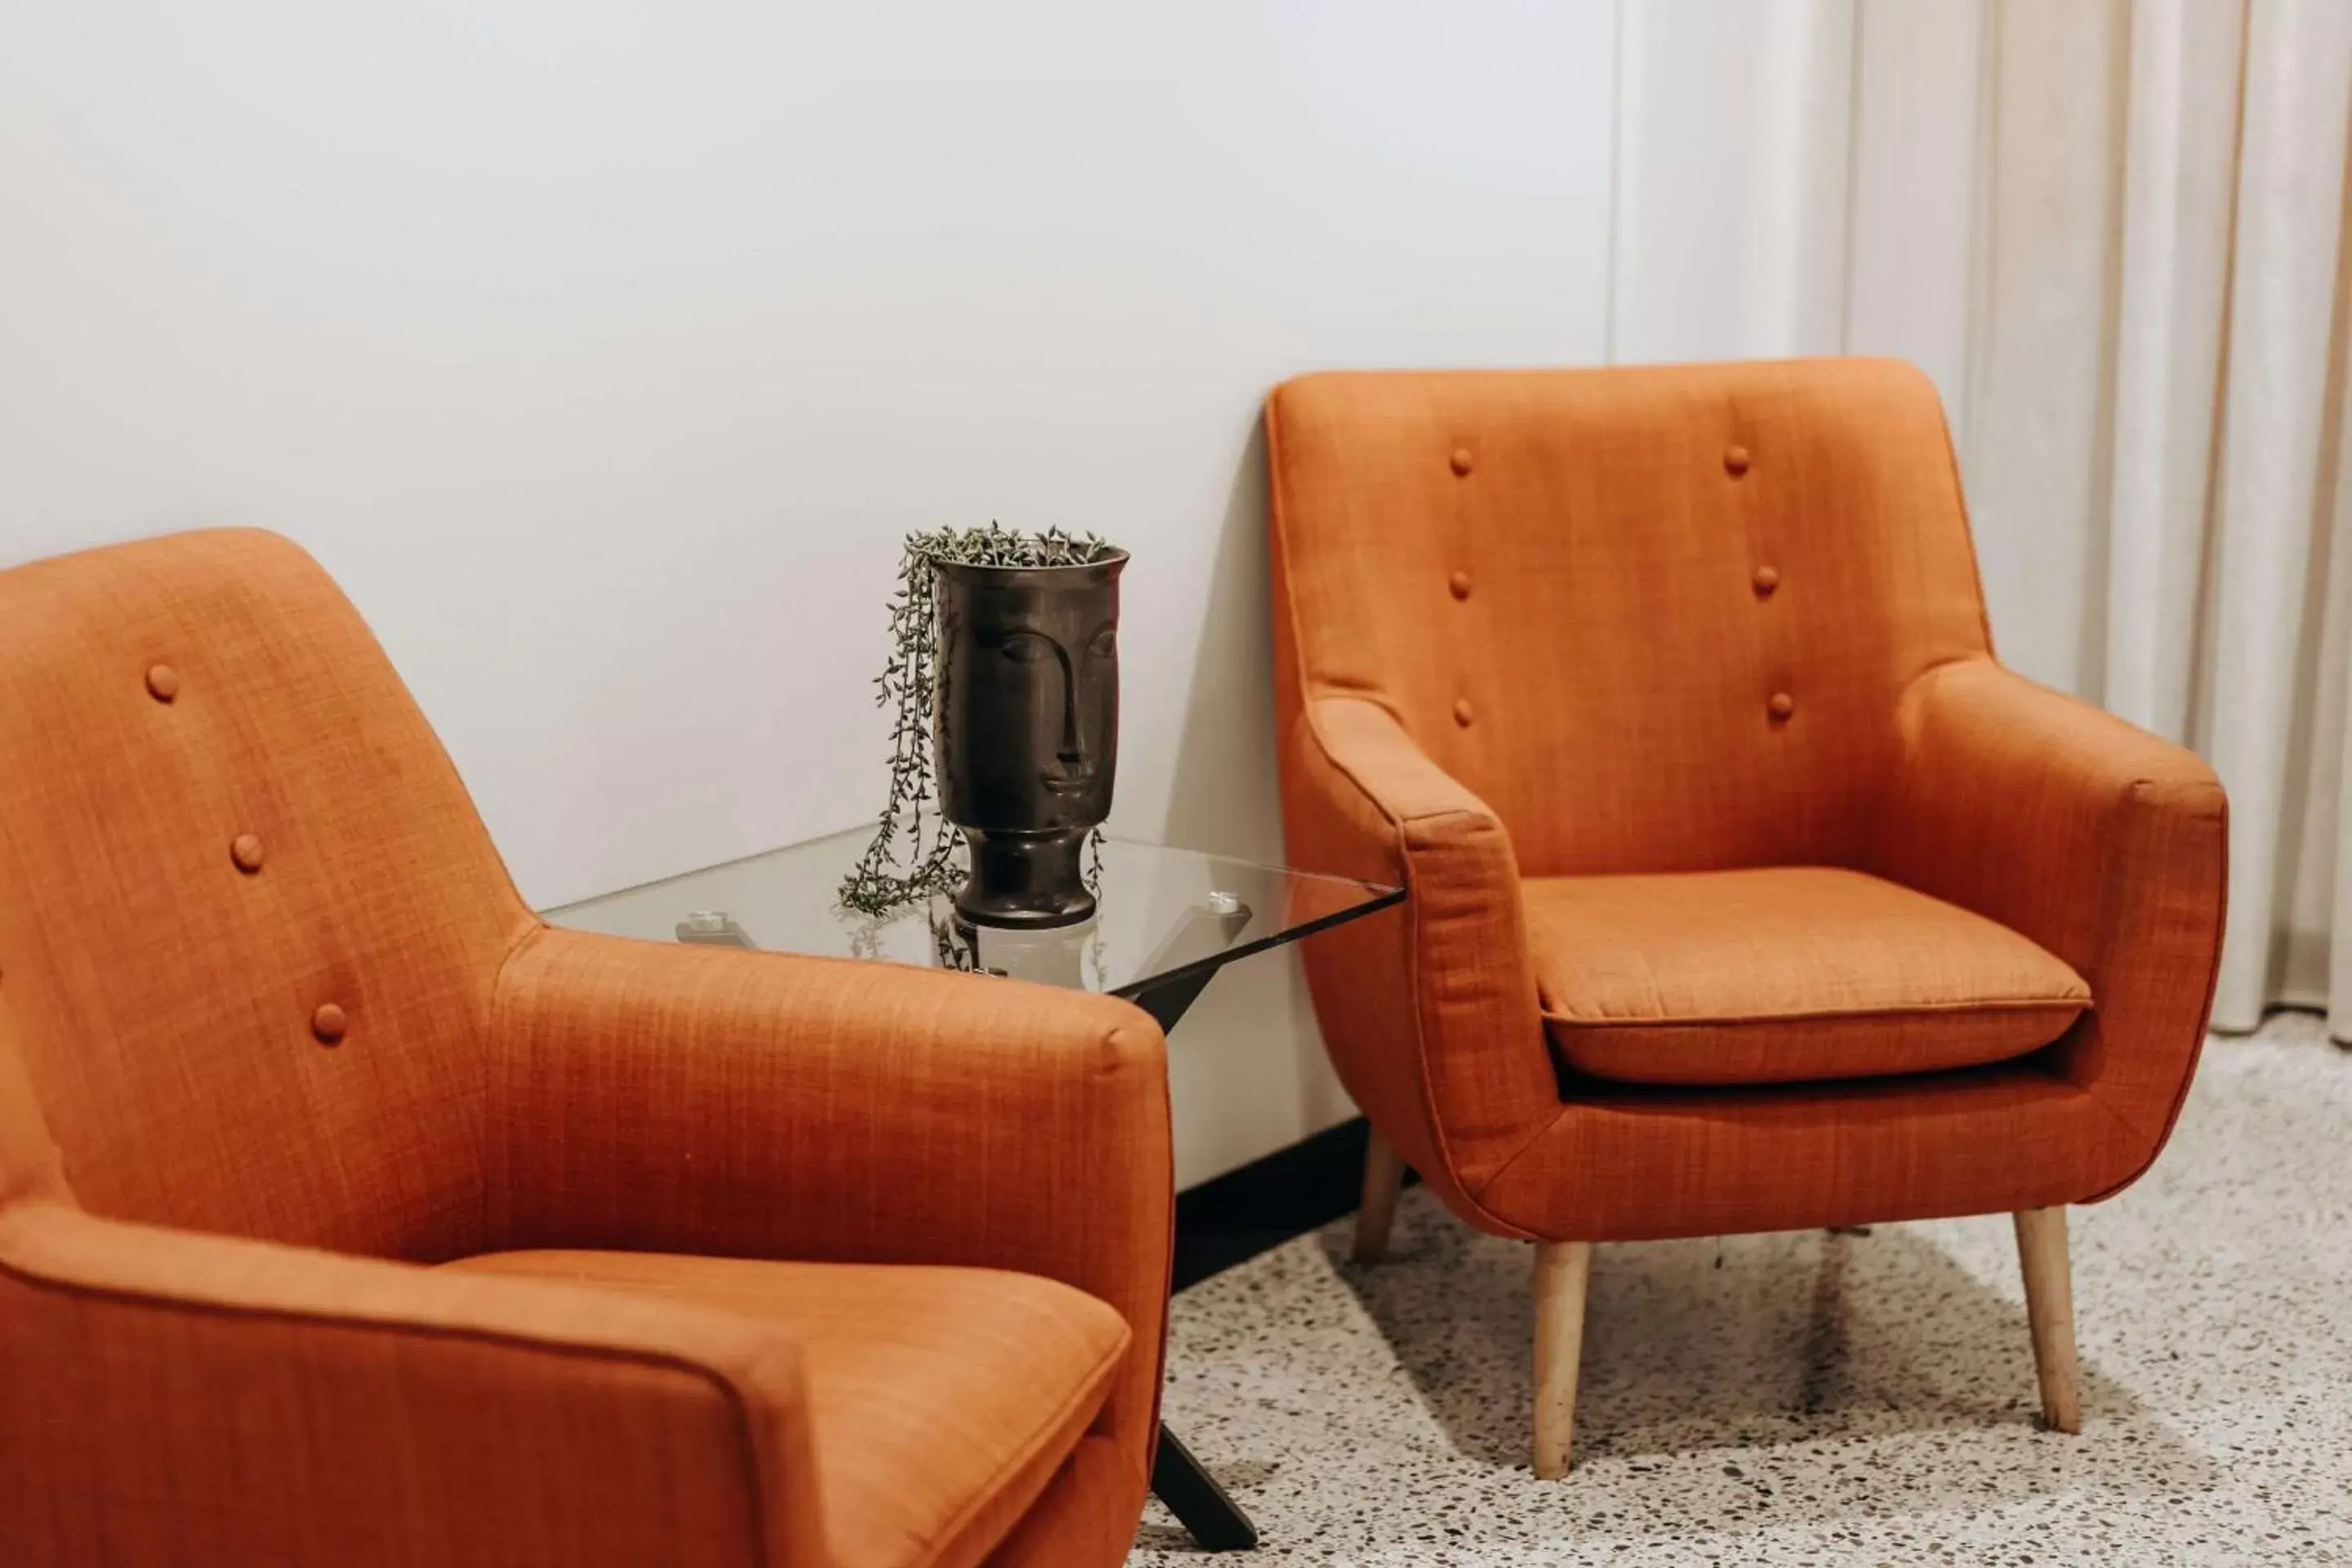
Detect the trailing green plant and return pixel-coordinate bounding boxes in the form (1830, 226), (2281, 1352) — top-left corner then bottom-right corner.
(838, 523), (1119, 917)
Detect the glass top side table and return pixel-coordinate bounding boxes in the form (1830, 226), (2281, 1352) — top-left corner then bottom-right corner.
(548, 826), (1403, 1553)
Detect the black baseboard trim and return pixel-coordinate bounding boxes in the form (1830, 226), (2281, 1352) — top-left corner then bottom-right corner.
(1172, 1116), (1416, 1292)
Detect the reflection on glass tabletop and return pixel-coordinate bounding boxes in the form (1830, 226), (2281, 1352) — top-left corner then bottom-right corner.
(546, 827), (1404, 1000)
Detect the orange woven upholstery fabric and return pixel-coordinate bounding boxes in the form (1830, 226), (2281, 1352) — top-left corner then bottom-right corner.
(0, 1200), (828, 1566)
(1525, 866), (2089, 1086)
(446, 1252), (1129, 1568)
(486, 925), (1174, 1503)
(0, 529), (1171, 1568)
(1267, 359), (2226, 1244)
(0, 528), (527, 1259)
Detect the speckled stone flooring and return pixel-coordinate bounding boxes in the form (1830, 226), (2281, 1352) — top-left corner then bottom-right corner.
(1130, 1015), (2351, 1565)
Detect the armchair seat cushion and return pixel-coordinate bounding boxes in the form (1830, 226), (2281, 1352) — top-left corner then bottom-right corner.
(443, 1250), (1128, 1568)
(1523, 866), (2091, 1087)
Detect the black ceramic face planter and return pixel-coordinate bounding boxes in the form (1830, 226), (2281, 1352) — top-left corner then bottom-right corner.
(933, 549), (1125, 926)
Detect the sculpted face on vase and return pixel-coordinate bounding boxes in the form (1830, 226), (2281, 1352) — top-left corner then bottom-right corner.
(933, 549), (1125, 925)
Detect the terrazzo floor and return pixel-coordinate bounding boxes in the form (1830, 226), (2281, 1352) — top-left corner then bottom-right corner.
(1129, 1014), (2352, 1565)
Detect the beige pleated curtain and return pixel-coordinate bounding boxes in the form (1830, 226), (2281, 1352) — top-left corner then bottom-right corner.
(1613, 0), (2352, 1036)
(2098, 0), (2352, 1035)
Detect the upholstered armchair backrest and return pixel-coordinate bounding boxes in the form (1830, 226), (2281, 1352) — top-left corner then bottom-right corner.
(1265, 358), (1995, 877)
(0, 531), (530, 1260)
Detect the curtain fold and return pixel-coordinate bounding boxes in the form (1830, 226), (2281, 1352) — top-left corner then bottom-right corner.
(1614, 0), (2352, 1035)
(2100, 0), (2240, 747)
(2200, 0), (2352, 1030)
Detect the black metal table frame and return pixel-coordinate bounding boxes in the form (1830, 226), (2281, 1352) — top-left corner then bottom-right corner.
(1117, 880), (1403, 1552)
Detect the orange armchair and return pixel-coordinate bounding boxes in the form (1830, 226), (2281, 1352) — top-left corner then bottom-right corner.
(0, 530), (1171, 1568)
(1265, 359), (2226, 1476)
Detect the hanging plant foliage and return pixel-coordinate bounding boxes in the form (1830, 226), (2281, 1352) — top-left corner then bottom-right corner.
(839, 523), (1120, 917)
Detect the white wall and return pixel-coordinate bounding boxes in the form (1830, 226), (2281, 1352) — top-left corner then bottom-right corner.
(0, 1), (1618, 1186)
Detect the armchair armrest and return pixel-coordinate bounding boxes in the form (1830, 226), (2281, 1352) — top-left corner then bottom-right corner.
(0, 1199), (822, 1567)
(487, 926), (1171, 1468)
(1875, 658), (2227, 1172)
(1281, 697), (1557, 1224)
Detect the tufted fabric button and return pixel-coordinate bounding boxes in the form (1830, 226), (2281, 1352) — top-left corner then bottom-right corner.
(1454, 697), (1475, 728)
(230, 833), (265, 874)
(1753, 564), (1780, 596)
(1725, 444), (1752, 477)
(311, 1003), (348, 1045)
(1450, 447), (1474, 477)
(1767, 691), (1795, 722)
(145, 664), (180, 703)
(1450, 570), (1472, 600)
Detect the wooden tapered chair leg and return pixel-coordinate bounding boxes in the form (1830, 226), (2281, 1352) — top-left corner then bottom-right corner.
(1352, 1130), (1406, 1263)
(2013, 1206), (2082, 1433)
(1533, 1240), (1592, 1478)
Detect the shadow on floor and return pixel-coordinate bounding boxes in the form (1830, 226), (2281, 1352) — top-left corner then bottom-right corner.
(1312, 1193), (2224, 1525)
